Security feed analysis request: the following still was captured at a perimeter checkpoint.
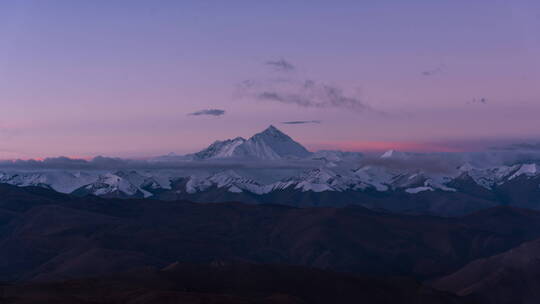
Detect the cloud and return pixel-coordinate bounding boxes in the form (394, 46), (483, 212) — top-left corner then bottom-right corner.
(242, 79), (370, 113)
(421, 64), (445, 76)
(282, 120), (321, 125)
(358, 155), (459, 174)
(188, 109), (226, 116)
(266, 59), (295, 72)
(0, 156), (321, 170)
(467, 98), (488, 105)
(0, 156), (128, 170)
(238, 60), (376, 113)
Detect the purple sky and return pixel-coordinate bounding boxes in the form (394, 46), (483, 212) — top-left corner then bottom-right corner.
(1, 1), (539, 159)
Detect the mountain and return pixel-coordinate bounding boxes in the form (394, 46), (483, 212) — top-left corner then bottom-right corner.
(0, 263), (477, 304)
(2, 185), (540, 283)
(191, 136), (246, 160)
(68, 170), (171, 199)
(2, 125), (540, 216)
(432, 238), (540, 304)
(380, 149), (417, 160)
(71, 172), (149, 198)
(185, 125), (311, 161)
(232, 125), (312, 160)
(2, 161), (540, 216)
(0, 171), (97, 193)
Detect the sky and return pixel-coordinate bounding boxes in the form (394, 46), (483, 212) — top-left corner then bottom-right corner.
(0, 0), (539, 159)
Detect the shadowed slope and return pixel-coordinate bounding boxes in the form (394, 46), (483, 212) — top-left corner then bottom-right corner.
(2, 185), (540, 282)
(0, 263), (477, 304)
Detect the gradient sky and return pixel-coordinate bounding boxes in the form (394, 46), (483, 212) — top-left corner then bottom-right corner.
(1, 0), (539, 159)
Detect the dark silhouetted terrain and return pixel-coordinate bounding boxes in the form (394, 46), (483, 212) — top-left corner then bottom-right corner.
(2, 184), (540, 303)
(432, 238), (540, 304)
(0, 263), (476, 304)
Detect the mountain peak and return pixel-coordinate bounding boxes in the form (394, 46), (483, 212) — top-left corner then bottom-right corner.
(189, 125), (311, 161)
(381, 150), (397, 159)
(231, 125), (311, 160)
(251, 125), (297, 143)
(259, 125), (285, 137)
(380, 150), (411, 159)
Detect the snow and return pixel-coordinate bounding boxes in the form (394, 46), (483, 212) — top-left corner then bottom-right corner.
(508, 164), (539, 180)
(192, 137), (246, 159)
(380, 150), (416, 160)
(233, 125), (311, 160)
(406, 186), (434, 194)
(228, 185), (243, 193)
(353, 166), (392, 191)
(214, 138), (245, 158)
(184, 170), (264, 194)
(381, 150), (397, 159)
(87, 173), (141, 196)
(0, 171), (98, 193)
(458, 164), (515, 189)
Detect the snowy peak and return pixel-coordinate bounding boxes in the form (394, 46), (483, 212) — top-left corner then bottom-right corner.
(508, 163), (539, 180)
(381, 150), (397, 158)
(380, 150), (412, 160)
(188, 126), (310, 161)
(256, 125), (285, 137)
(194, 137), (246, 160)
(234, 125), (311, 160)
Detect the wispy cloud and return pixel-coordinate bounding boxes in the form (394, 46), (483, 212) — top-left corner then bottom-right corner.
(238, 59), (375, 113)
(359, 155), (459, 174)
(257, 80), (370, 112)
(282, 120), (322, 125)
(421, 64), (445, 76)
(467, 98), (488, 105)
(240, 78), (371, 113)
(266, 58), (295, 72)
(188, 109), (226, 116)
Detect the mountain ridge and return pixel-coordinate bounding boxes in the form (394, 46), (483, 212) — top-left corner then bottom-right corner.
(187, 125), (312, 160)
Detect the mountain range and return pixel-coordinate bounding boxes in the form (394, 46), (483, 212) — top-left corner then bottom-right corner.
(1, 125), (540, 216)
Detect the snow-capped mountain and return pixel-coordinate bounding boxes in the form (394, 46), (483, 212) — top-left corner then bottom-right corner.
(1, 160), (540, 217)
(176, 125), (312, 161)
(2, 125), (540, 216)
(456, 163), (540, 189)
(0, 171), (98, 193)
(74, 172), (147, 198)
(232, 125), (311, 160)
(190, 137), (246, 160)
(3, 161), (538, 200)
(380, 150), (416, 160)
(184, 170), (265, 194)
